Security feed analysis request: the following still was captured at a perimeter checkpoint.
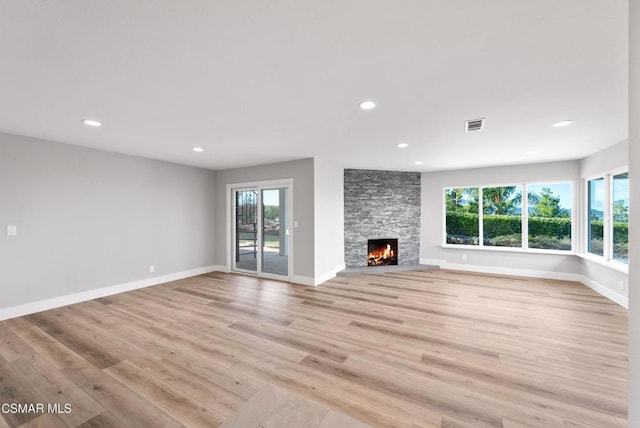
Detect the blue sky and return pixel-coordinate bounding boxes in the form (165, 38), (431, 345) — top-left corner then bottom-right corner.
(588, 176), (629, 211)
(528, 183), (572, 209)
(613, 176), (629, 203)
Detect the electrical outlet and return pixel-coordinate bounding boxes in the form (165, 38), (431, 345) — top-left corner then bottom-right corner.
(149, 265), (155, 273)
(462, 254), (468, 261)
(6, 225), (17, 236)
(619, 280), (625, 292)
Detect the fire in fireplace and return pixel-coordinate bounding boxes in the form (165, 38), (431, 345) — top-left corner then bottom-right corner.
(367, 239), (398, 266)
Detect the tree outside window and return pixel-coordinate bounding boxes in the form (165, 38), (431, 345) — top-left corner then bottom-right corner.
(527, 184), (572, 250)
(444, 182), (573, 251)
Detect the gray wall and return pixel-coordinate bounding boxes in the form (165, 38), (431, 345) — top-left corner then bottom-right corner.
(344, 169), (421, 267)
(420, 160), (581, 275)
(0, 133), (217, 310)
(629, 0), (639, 423)
(580, 140), (628, 176)
(314, 157), (345, 280)
(213, 158), (315, 279)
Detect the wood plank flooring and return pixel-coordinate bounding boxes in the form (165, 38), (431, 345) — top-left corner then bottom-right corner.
(0, 269), (628, 427)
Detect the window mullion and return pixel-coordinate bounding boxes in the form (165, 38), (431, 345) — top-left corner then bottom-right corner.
(604, 174), (613, 261)
(522, 183), (528, 249)
(479, 187), (484, 247)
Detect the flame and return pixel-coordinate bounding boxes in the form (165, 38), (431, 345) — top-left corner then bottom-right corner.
(368, 244), (396, 265)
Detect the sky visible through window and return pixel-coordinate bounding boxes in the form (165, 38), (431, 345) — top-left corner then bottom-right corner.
(587, 176), (629, 212)
(613, 174), (629, 205)
(528, 183), (571, 211)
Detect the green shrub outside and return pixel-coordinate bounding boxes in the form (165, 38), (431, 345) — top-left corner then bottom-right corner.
(589, 220), (628, 243)
(446, 212), (571, 238)
(446, 213), (628, 251)
(445, 212), (479, 237)
(529, 216), (571, 239)
(485, 233), (521, 247)
(483, 214), (522, 238)
(529, 235), (572, 250)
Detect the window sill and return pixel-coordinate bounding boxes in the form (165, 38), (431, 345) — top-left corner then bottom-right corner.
(440, 244), (575, 256)
(576, 253), (629, 274)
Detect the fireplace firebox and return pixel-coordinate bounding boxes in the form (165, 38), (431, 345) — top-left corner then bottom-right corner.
(367, 239), (398, 266)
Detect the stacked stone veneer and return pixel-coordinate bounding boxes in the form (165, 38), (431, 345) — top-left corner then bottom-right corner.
(344, 169), (421, 268)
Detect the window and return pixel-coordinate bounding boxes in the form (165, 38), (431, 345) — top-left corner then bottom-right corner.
(587, 178), (605, 256)
(444, 182), (573, 252)
(612, 173), (629, 264)
(483, 186), (522, 247)
(528, 183), (572, 251)
(585, 171), (628, 265)
(445, 187), (479, 245)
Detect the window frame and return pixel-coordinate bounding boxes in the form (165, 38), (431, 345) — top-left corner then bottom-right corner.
(442, 180), (576, 254)
(583, 167), (629, 270)
(585, 174), (606, 258)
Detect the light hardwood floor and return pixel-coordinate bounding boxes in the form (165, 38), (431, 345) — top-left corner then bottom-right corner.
(0, 269), (628, 427)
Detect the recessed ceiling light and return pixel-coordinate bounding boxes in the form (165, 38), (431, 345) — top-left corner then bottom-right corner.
(193, 147), (204, 152)
(359, 100), (376, 110)
(525, 150), (537, 155)
(414, 161), (423, 165)
(83, 119), (102, 127)
(397, 143), (409, 148)
(552, 120), (573, 127)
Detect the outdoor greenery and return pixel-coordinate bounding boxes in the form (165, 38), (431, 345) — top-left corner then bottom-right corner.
(446, 176), (629, 260)
(446, 186), (573, 250)
(589, 220), (629, 260)
(264, 205), (279, 221)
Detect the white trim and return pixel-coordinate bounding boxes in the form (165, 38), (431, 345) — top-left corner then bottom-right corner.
(584, 169), (629, 263)
(226, 183), (232, 272)
(571, 179), (578, 254)
(578, 274), (628, 309)
(522, 183), (529, 249)
(440, 244), (574, 256)
(420, 257), (448, 266)
(291, 275), (317, 287)
(577, 252), (629, 274)
(0, 265), (224, 321)
(441, 188), (447, 245)
(314, 262), (347, 286)
(430, 260), (579, 282)
(421, 257), (627, 308)
(228, 179), (294, 281)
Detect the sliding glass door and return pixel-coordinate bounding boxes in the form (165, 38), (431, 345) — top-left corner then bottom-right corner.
(235, 189), (258, 272)
(231, 181), (291, 279)
(261, 187), (289, 276)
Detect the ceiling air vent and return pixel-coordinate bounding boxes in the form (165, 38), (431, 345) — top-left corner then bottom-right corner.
(465, 118), (485, 132)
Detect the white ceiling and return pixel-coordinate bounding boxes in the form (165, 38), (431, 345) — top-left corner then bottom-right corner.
(0, 1), (628, 172)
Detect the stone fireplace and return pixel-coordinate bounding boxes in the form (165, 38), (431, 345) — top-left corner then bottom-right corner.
(344, 169), (421, 268)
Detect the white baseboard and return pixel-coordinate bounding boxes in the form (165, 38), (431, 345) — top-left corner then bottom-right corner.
(578, 274), (628, 309)
(0, 265), (223, 321)
(213, 265), (230, 273)
(290, 275), (316, 287)
(290, 263), (347, 287)
(438, 261), (579, 282)
(420, 258), (628, 308)
(313, 262), (346, 286)
(420, 258), (448, 267)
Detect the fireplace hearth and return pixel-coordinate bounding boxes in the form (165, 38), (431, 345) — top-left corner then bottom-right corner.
(367, 238), (398, 266)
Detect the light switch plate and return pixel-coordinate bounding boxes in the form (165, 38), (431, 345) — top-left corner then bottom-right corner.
(7, 225), (17, 236)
